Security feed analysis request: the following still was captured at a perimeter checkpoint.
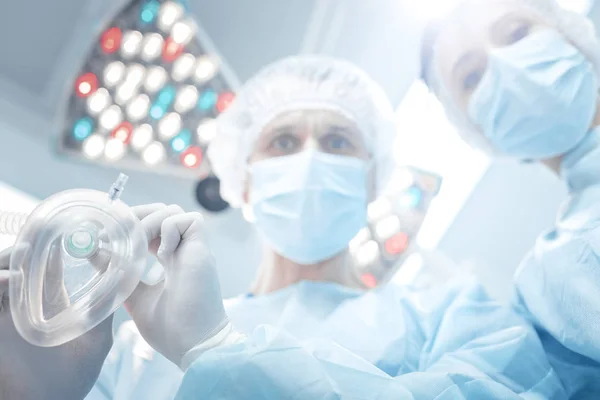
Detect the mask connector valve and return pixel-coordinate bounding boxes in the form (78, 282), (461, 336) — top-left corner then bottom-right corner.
(64, 224), (100, 259)
(108, 173), (129, 202)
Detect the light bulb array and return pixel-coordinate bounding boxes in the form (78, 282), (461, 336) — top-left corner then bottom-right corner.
(61, 0), (237, 178)
(350, 166), (442, 287)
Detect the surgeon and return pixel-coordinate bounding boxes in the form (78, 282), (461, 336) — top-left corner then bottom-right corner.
(90, 55), (567, 399)
(420, 0), (600, 396)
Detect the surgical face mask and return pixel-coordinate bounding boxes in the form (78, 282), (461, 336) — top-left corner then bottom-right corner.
(468, 29), (598, 160)
(249, 150), (369, 265)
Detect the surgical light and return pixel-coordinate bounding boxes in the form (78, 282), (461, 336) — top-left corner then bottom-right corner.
(194, 55), (218, 83)
(112, 122), (134, 144)
(181, 146), (202, 168)
(387, 168), (414, 193)
(374, 215), (401, 240)
(103, 61), (126, 88)
(75, 73), (98, 98)
(150, 104), (166, 120)
(172, 53), (196, 82)
(87, 88), (111, 116)
(104, 138), (126, 161)
(398, 186), (422, 209)
(144, 65), (167, 93)
(349, 227), (371, 253)
(127, 94), (151, 121)
(101, 27), (122, 54)
(125, 64), (146, 87)
(367, 197), (392, 222)
(158, 112), (182, 139)
(171, 129), (192, 152)
(99, 105), (123, 131)
(141, 33), (164, 61)
(198, 89), (217, 110)
(196, 118), (217, 144)
(142, 142), (166, 165)
(171, 19), (195, 45)
(162, 37), (184, 63)
(121, 30), (143, 58)
(216, 92), (235, 113)
(131, 124), (154, 151)
(82, 134), (105, 159)
(361, 273), (377, 289)
(355, 240), (379, 267)
(140, 0), (160, 24)
(157, 1), (184, 32)
(384, 232), (409, 255)
(115, 82), (138, 105)
(174, 85), (199, 113)
(349, 167), (442, 287)
(156, 85), (176, 107)
(61, 0), (237, 178)
(73, 118), (94, 141)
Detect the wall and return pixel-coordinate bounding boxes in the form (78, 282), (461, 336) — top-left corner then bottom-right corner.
(437, 160), (567, 300)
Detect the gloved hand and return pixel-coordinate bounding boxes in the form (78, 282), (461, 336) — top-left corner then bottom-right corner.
(0, 244), (113, 400)
(125, 204), (231, 369)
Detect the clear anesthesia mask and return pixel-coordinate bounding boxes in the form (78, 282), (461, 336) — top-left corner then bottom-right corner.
(2, 174), (147, 347)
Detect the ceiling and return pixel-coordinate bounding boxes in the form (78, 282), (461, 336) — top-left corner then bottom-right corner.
(0, 0), (428, 212)
(0, 0), (426, 219)
(0, 0), (423, 131)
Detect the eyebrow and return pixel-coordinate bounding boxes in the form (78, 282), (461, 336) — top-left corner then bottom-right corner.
(255, 123), (295, 147)
(324, 125), (354, 134)
(269, 124), (297, 135)
(320, 124), (361, 140)
(490, 11), (522, 34)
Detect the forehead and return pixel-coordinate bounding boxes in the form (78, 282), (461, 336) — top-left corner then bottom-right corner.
(434, 0), (538, 64)
(261, 109), (359, 132)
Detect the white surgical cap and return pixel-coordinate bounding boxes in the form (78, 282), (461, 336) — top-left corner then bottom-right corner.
(208, 55), (397, 208)
(422, 0), (600, 156)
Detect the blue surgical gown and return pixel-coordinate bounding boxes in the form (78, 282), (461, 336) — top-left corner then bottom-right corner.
(90, 279), (565, 399)
(514, 128), (600, 397)
(175, 279), (565, 399)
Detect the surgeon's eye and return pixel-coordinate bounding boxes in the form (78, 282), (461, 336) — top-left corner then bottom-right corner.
(507, 22), (531, 45)
(269, 134), (300, 154)
(493, 15), (533, 47)
(462, 68), (485, 91)
(321, 132), (355, 154)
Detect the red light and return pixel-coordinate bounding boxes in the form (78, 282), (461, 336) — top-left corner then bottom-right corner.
(181, 146), (203, 168)
(75, 73), (98, 98)
(384, 232), (409, 255)
(216, 92), (235, 113)
(101, 27), (122, 54)
(162, 37), (184, 63)
(112, 122), (133, 144)
(361, 273), (377, 289)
